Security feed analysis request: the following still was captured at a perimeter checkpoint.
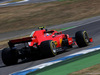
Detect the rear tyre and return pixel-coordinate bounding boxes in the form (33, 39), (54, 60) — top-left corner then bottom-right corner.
(75, 31), (89, 47)
(40, 40), (57, 57)
(2, 48), (18, 66)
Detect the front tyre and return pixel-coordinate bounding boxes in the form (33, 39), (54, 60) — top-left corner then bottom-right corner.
(75, 31), (89, 47)
(40, 40), (57, 57)
(2, 48), (18, 66)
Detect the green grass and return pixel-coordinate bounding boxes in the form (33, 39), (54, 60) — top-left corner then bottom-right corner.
(27, 50), (100, 75)
(58, 0), (83, 2)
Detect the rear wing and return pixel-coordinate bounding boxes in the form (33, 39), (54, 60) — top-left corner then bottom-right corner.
(8, 37), (32, 49)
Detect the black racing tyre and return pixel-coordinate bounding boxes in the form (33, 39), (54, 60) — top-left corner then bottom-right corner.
(40, 40), (57, 57)
(75, 31), (89, 47)
(62, 39), (72, 48)
(2, 48), (18, 66)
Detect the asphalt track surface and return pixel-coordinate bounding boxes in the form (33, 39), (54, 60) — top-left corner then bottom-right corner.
(0, 20), (100, 75)
(0, 16), (100, 41)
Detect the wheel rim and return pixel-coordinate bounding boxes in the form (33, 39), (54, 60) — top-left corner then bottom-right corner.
(51, 42), (57, 54)
(84, 32), (89, 43)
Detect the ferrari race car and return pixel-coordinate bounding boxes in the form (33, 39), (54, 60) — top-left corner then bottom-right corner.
(2, 27), (93, 66)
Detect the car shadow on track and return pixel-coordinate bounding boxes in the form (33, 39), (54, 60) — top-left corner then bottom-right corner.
(0, 51), (56, 68)
(0, 46), (89, 68)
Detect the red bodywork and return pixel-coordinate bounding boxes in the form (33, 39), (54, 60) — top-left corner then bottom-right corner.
(9, 29), (74, 48)
(29, 29), (74, 48)
(9, 29), (93, 49)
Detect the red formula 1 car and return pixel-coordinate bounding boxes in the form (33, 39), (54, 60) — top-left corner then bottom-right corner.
(2, 27), (93, 66)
